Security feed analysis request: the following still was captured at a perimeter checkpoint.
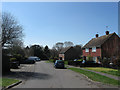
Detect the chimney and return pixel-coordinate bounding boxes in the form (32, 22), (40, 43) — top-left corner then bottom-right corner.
(96, 34), (99, 38)
(106, 31), (109, 35)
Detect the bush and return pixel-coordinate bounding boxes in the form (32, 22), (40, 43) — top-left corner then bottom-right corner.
(77, 58), (83, 61)
(13, 54), (22, 61)
(68, 61), (82, 66)
(49, 59), (54, 63)
(80, 61), (101, 67)
(101, 57), (110, 67)
(10, 58), (17, 62)
(87, 55), (93, 61)
(64, 60), (68, 65)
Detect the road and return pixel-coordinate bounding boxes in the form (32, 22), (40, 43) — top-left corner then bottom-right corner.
(11, 61), (117, 88)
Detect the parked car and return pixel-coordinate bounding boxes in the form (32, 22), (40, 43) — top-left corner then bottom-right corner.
(24, 59), (35, 64)
(21, 57), (36, 64)
(80, 60), (101, 67)
(54, 60), (65, 69)
(28, 56), (40, 62)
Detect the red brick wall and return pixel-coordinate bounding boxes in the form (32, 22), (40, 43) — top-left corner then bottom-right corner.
(82, 48), (101, 57)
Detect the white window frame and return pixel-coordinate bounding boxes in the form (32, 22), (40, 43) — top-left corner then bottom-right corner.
(92, 47), (96, 52)
(85, 48), (89, 52)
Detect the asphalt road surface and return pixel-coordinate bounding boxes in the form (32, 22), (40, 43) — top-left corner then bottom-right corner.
(12, 61), (117, 88)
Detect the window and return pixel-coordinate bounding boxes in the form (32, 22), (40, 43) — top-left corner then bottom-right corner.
(92, 47), (96, 52)
(85, 48), (89, 52)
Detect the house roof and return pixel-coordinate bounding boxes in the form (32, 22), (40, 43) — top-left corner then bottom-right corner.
(60, 47), (73, 54)
(83, 32), (116, 48)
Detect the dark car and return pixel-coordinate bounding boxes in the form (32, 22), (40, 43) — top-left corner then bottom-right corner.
(22, 57), (36, 64)
(24, 59), (35, 64)
(80, 60), (101, 67)
(54, 60), (64, 68)
(28, 56), (40, 62)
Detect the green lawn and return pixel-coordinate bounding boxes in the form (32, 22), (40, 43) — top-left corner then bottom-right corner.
(45, 60), (52, 63)
(83, 67), (120, 77)
(0, 78), (19, 87)
(45, 59), (54, 63)
(69, 67), (120, 86)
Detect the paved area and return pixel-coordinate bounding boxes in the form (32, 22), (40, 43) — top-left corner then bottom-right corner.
(5, 61), (118, 88)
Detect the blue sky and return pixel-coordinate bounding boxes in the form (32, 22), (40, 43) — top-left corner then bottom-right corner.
(2, 2), (118, 48)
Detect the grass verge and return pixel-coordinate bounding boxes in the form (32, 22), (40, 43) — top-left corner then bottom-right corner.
(0, 78), (19, 87)
(45, 59), (54, 63)
(83, 67), (120, 77)
(68, 67), (120, 86)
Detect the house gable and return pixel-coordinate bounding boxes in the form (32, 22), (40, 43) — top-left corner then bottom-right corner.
(101, 33), (120, 58)
(83, 33), (114, 49)
(82, 32), (120, 58)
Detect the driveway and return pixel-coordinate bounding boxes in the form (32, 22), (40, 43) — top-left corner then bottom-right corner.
(9, 61), (117, 88)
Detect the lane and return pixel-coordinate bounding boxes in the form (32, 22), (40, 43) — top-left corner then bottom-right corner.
(14, 61), (116, 88)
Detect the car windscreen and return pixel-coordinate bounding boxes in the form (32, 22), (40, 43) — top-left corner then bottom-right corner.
(57, 61), (64, 63)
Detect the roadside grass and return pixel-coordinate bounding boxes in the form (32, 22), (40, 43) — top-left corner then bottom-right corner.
(45, 59), (54, 63)
(49, 59), (54, 63)
(68, 67), (120, 86)
(83, 67), (120, 77)
(45, 60), (52, 63)
(0, 78), (19, 87)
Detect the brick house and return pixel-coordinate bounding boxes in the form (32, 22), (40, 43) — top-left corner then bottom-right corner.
(82, 31), (120, 63)
(59, 46), (82, 60)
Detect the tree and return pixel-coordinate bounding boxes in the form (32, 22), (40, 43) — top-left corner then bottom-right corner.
(29, 45), (43, 57)
(64, 41), (74, 48)
(54, 42), (64, 51)
(7, 39), (25, 57)
(1, 12), (24, 47)
(50, 47), (59, 59)
(44, 45), (50, 59)
(29, 44), (47, 59)
(24, 46), (30, 57)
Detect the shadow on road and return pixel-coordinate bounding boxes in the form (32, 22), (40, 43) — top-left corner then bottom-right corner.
(3, 71), (52, 80)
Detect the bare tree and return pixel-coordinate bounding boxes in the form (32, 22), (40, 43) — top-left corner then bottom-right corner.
(64, 41), (74, 48)
(54, 42), (64, 51)
(50, 46), (59, 58)
(1, 12), (24, 47)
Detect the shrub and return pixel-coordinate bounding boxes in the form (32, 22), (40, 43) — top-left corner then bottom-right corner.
(101, 57), (110, 67)
(10, 58), (17, 62)
(13, 54), (22, 61)
(87, 55), (93, 61)
(77, 58), (83, 61)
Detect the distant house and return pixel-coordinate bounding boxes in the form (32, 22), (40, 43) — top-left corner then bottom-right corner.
(59, 46), (82, 60)
(82, 31), (120, 63)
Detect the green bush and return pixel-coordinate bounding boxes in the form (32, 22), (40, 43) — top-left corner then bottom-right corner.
(101, 57), (110, 67)
(10, 58), (17, 62)
(49, 59), (54, 62)
(87, 55), (93, 61)
(77, 58), (83, 61)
